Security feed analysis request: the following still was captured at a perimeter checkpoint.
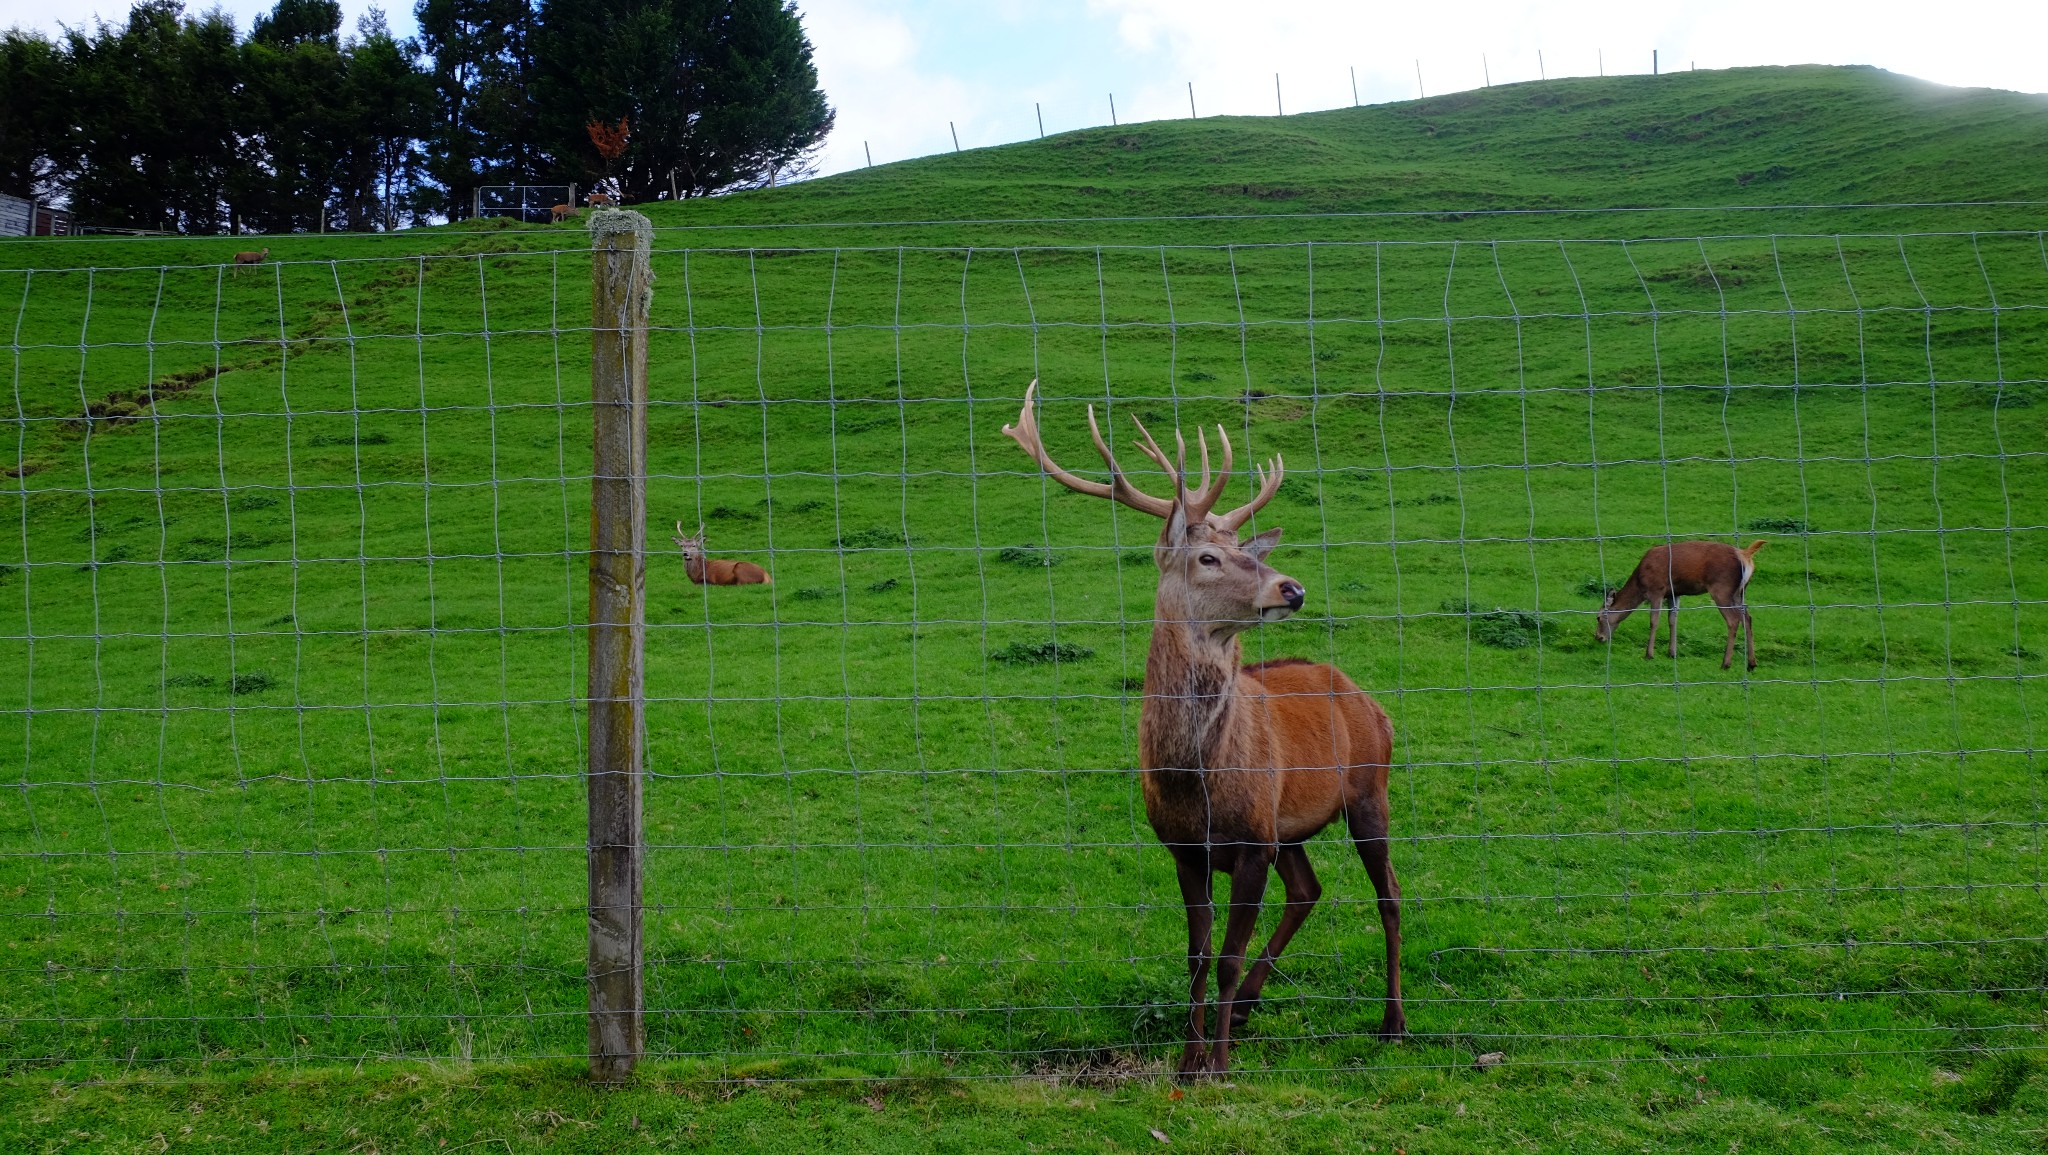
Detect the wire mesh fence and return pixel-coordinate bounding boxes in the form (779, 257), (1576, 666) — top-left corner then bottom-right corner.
(473, 185), (582, 223)
(3, 228), (2045, 1077)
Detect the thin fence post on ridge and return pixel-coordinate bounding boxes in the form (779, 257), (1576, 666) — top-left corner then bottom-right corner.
(586, 208), (652, 1081)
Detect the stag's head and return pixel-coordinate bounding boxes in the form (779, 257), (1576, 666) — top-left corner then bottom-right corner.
(1002, 380), (1303, 635)
(672, 522), (706, 568)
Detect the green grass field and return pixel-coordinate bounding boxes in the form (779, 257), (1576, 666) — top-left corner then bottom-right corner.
(5, 64), (2048, 1151)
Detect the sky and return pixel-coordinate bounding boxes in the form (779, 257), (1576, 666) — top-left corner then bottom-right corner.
(9, 0), (2046, 180)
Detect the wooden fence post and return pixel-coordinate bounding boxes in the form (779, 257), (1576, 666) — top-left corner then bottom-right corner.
(586, 208), (651, 1082)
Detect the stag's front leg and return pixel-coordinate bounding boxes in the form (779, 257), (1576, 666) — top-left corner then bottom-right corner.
(1171, 848), (1215, 1078)
(1208, 851), (1273, 1074)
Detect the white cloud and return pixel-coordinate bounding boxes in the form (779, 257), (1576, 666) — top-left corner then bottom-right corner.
(800, 0), (991, 174)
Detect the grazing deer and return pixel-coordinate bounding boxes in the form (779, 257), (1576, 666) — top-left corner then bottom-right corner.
(550, 203), (576, 223)
(1004, 380), (1403, 1077)
(586, 191), (617, 208)
(671, 523), (771, 585)
(230, 247), (269, 274)
(1595, 540), (1766, 670)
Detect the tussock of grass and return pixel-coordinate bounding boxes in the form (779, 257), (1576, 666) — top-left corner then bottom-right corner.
(837, 527), (908, 550)
(995, 545), (1060, 568)
(1746, 515), (1814, 533)
(989, 640), (1095, 665)
(228, 671), (278, 695)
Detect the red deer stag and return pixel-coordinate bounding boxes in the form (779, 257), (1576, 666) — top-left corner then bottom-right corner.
(1004, 380), (1403, 1077)
(671, 523), (771, 585)
(1595, 539), (1766, 670)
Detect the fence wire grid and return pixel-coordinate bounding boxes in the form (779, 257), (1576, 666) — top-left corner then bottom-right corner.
(3, 231), (2046, 1077)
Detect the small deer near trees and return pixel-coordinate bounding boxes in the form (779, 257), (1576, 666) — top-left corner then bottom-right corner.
(671, 523), (771, 585)
(550, 204), (576, 223)
(1595, 540), (1766, 669)
(230, 247), (269, 274)
(1005, 380), (1403, 1077)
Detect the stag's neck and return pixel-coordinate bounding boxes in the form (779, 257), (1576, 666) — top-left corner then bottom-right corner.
(683, 556), (707, 584)
(1138, 606), (1247, 776)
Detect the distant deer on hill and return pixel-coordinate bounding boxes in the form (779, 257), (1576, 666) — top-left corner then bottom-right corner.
(586, 191), (617, 209)
(550, 204), (576, 223)
(1596, 539), (1766, 669)
(1004, 380), (1403, 1077)
(671, 523), (771, 585)
(230, 247), (268, 274)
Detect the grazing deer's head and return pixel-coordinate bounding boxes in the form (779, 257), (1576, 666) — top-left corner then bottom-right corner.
(1003, 380), (1299, 637)
(1593, 590), (1623, 642)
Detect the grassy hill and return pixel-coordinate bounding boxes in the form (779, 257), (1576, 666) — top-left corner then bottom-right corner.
(4, 64), (2048, 1152)
(637, 63), (2048, 243)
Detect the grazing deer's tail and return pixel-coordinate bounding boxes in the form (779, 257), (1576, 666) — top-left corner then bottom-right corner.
(1741, 539), (1767, 559)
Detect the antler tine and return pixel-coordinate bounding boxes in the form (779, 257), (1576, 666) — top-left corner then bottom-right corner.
(1003, 380), (1174, 518)
(1185, 424), (1235, 521)
(1211, 451), (1286, 532)
(1084, 404), (1176, 517)
(1125, 411), (1180, 493)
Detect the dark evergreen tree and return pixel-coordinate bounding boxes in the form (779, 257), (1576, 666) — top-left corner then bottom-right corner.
(341, 11), (434, 230)
(2, 0), (829, 230)
(63, 1), (243, 232)
(414, 0), (543, 218)
(0, 28), (72, 202)
(238, 0), (351, 233)
(532, 0), (832, 201)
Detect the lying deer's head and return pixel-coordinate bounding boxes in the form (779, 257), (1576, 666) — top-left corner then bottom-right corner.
(671, 522), (706, 568)
(1003, 380), (1302, 635)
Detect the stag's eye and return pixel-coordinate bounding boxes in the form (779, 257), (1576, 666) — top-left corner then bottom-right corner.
(1198, 553), (1219, 567)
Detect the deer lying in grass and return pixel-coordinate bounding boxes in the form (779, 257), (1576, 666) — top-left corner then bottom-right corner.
(550, 204), (576, 223)
(671, 523), (771, 585)
(1004, 380), (1403, 1077)
(1595, 540), (1766, 670)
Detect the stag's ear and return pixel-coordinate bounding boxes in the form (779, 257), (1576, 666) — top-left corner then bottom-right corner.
(1165, 494), (1195, 543)
(1241, 527), (1284, 561)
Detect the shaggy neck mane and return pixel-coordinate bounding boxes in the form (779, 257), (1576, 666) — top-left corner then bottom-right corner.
(1140, 588), (1245, 775)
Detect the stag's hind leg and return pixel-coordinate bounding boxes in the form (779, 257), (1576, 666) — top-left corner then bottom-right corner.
(1230, 842), (1323, 1028)
(1717, 599), (1741, 669)
(1346, 796), (1407, 1040)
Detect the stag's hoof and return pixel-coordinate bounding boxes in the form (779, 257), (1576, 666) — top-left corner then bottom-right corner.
(1376, 1016), (1409, 1042)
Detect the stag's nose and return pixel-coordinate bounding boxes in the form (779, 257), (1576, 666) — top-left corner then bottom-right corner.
(1279, 580), (1305, 611)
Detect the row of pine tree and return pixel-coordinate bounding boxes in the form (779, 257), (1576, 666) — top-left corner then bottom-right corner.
(0, 0), (834, 233)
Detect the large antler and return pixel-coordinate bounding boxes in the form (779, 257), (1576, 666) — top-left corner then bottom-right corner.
(1003, 380), (1287, 532)
(1210, 452), (1284, 532)
(1002, 380), (1175, 518)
